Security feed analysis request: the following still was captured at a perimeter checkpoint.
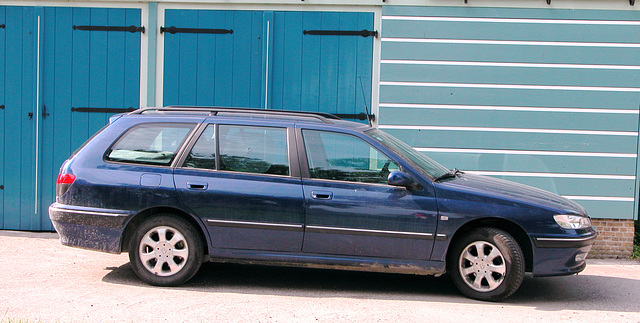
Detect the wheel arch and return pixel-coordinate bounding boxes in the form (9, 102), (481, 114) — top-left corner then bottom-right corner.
(120, 207), (210, 255)
(447, 218), (534, 272)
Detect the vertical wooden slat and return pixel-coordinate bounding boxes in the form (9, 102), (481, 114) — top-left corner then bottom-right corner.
(71, 7), (90, 151)
(0, 6), (6, 228)
(317, 12), (340, 114)
(194, 10), (216, 106)
(300, 12), (321, 112)
(3, 5), (22, 229)
(232, 11), (258, 108)
(336, 12), (358, 116)
(249, 11), (263, 109)
(273, 11), (303, 111)
(87, 8), (108, 135)
(106, 8), (126, 115)
(162, 9), (181, 106)
(20, 6), (36, 230)
(214, 11), (233, 107)
(124, 8), (140, 109)
(177, 10), (198, 105)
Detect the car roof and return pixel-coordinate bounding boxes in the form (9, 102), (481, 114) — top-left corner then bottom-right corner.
(122, 106), (372, 131)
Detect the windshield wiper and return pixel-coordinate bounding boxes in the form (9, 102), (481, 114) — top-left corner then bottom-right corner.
(434, 168), (464, 182)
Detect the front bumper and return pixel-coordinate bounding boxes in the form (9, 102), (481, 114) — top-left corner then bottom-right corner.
(49, 203), (135, 254)
(531, 231), (598, 277)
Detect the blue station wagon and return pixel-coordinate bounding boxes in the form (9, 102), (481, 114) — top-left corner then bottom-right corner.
(49, 107), (597, 301)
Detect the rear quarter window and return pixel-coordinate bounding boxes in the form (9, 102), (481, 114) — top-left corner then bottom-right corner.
(105, 123), (195, 166)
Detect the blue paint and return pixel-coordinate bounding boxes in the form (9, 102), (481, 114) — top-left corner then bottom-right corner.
(163, 9), (374, 119)
(0, 6), (142, 230)
(0, 7), (5, 228)
(12, 6), (35, 230)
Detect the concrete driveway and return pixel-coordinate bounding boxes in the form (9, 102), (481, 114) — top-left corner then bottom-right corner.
(1, 230), (639, 322)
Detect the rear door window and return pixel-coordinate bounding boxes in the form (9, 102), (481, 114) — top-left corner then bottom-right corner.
(219, 125), (290, 176)
(106, 123), (195, 166)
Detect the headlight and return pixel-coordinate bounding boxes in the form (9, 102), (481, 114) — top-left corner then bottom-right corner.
(553, 214), (592, 229)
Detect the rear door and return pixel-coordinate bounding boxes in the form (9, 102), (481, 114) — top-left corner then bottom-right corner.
(299, 128), (439, 260)
(174, 121), (304, 252)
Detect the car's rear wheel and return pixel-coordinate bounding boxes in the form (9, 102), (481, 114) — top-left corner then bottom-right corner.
(129, 215), (204, 286)
(448, 227), (525, 301)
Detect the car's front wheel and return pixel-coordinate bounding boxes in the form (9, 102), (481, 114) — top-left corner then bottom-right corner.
(448, 227), (525, 301)
(129, 215), (204, 286)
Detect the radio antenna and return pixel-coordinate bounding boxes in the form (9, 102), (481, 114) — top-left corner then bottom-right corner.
(358, 75), (373, 127)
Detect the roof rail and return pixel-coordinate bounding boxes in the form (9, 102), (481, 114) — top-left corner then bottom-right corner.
(132, 106), (341, 123)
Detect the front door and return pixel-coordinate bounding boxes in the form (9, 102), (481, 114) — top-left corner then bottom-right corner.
(300, 129), (439, 259)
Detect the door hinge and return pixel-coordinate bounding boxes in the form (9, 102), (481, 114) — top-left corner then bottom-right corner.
(73, 25), (145, 33)
(334, 113), (376, 122)
(160, 26), (233, 35)
(0, 104), (4, 110)
(71, 107), (136, 113)
(303, 29), (378, 38)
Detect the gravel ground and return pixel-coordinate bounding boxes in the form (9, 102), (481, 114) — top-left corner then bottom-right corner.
(1, 230), (639, 322)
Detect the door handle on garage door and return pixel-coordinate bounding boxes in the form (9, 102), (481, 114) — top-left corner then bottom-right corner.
(187, 182), (208, 190)
(311, 191), (333, 200)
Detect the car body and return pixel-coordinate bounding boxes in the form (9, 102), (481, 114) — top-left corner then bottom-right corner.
(49, 107), (597, 301)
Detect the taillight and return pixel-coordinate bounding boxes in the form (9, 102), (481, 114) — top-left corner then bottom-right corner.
(57, 173), (76, 185)
(56, 173), (76, 197)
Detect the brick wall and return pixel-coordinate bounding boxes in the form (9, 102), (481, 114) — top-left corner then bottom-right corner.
(589, 219), (635, 258)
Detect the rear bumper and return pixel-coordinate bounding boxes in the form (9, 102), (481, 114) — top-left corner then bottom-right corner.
(531, 231), (597, 277)
(49, 203), (134, 253)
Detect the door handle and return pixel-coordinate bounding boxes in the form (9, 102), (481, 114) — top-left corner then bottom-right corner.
(311, 191), (333, 200)
(187, 182), (208, 190)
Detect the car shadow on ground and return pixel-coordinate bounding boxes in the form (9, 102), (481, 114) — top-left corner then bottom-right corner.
(102, 261), (640, 312)
(103, 262), (460, 300)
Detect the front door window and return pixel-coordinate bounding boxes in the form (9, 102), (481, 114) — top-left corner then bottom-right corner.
(303, 130), (399, 184)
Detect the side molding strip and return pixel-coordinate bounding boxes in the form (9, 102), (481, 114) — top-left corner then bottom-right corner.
(306, 225), (435, 240)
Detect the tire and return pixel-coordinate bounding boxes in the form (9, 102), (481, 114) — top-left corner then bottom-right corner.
(448, 227), (525, 301)
(129, 215), (204, 286)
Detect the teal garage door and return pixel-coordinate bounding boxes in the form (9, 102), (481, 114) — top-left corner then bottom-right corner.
(162, 9), (374, 120)
(380, 6), (640, 220)
(0, 6), (38, 230)
(0, 6), (142, 230)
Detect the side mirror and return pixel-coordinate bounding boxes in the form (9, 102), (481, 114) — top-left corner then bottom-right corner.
(387, 171), (417, 189)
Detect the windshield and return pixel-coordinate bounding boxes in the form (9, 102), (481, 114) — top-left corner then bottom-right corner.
(366, 129), (450, 180)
